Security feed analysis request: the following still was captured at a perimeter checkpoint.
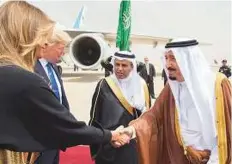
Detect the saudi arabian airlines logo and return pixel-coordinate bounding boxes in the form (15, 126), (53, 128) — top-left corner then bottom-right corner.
(122, 7), (131, 30)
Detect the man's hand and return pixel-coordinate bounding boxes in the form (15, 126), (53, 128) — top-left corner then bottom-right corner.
(111, 126), (136, 148)
(186, 146), (211, 164)
(110, 126), (133, 148)
(110, 126), (124, 142)
(119, 126), (135, 139)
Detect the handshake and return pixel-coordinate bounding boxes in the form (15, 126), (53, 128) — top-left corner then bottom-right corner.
(110, 126), (136, 148)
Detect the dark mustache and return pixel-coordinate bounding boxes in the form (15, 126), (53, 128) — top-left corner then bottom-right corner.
(167, 67), (176, 71)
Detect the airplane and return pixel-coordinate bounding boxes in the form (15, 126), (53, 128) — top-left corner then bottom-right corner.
(60, 5), (212, 72)
(58, 5), (172, 71)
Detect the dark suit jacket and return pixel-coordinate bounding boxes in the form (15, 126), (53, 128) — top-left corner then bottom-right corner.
(0, 65), (111, 152)
(34, 61), (69, 109)
(219, 65), (231, 78)
(139, 63), (156, 83)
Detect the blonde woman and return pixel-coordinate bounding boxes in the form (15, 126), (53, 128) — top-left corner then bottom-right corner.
(0, 1), (128, 164)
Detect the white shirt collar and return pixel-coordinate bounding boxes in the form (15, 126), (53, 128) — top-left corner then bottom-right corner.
(39, 58), (48, 68)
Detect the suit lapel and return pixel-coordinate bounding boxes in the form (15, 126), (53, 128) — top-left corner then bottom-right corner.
(34, 61), (50, 84)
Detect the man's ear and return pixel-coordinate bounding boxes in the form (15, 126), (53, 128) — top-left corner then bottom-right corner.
(37, 43), (48, 58)
(131, 62), (134, 68)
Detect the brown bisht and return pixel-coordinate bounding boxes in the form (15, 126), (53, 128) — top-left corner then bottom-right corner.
(130, 73), (231, 164)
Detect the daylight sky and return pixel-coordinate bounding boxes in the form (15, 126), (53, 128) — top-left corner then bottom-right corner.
(1, 0), (231, 67)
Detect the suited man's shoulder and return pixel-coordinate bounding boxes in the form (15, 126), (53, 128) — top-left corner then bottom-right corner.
(34, 59), (42, 68)
(149, 63), (155, 67)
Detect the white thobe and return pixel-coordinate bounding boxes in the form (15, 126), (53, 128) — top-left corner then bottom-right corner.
(177, 82), (218, 164)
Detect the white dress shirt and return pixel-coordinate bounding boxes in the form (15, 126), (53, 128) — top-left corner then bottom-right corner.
(39, 58), (62, 103)
(145, 63), (149, 75)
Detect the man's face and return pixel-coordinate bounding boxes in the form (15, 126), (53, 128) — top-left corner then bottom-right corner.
(165, 50), (184, 81)
(41, 43), (65, 64)
(144, 57), (149, 63)
(114, 59), (133, 79)
(222, 61), (227, 66)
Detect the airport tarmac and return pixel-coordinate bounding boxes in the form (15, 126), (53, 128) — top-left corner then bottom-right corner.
(61, 68), (165, 123)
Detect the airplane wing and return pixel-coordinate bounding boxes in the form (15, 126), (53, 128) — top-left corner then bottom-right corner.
(62, 28), (212, 70)
(62, 29), (173, 70)
(64, 28), (212, 46)
(60, 5), (211, 70)
(64, 29), (171, 46)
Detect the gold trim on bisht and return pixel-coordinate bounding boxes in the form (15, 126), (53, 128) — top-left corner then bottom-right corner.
(215, 73), (228, 164)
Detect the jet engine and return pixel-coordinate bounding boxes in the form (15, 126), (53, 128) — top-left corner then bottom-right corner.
(69, 33), (109, 70)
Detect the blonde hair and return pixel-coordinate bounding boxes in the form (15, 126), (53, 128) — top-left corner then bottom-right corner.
(49, 25), (71, 45)
(0, 1), (55, 71)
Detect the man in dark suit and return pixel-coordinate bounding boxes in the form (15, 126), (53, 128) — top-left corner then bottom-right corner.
(139, 57), (156, 98)
(34, 31), (71, 164)
(219, 59), (231, 78)
(101, 56), (113, 77)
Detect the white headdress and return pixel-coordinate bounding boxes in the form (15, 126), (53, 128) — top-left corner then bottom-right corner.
(111, 51), (146, 111)
(162, 39), (216, 149)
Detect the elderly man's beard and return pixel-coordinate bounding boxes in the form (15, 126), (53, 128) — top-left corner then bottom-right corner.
(167, 67), (177, 80)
